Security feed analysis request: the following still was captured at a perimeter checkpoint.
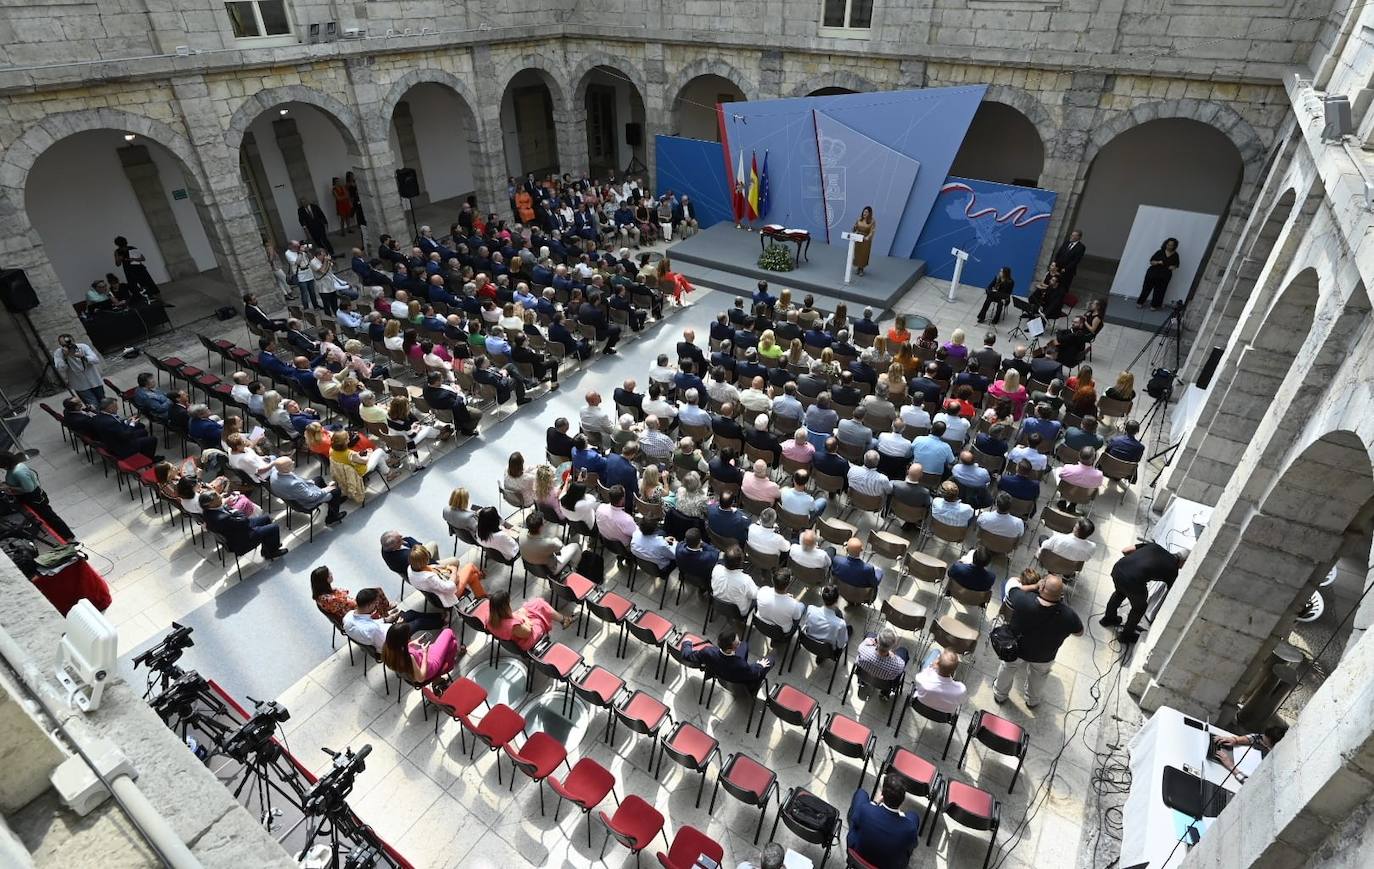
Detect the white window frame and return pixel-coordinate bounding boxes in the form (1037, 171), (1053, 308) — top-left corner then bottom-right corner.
(225, 0), (297, 47)
(818, 0), (873, 38)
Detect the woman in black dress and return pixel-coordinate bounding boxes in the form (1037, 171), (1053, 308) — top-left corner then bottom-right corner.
(978, 266), (1014, 324)
(1137, 237), (1180, 310)
(113, 236), (160, 298)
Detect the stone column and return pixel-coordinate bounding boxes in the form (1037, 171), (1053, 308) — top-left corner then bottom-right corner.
(390, 100), (429, 206)
(271, 117), (317, 212)
(343, 57), (411, 242)
(472, 44), (513, 217)
(116, 144), (197, 280)
(169, 75), (279, 308)
(759, 49), (785, 100)
(642, 42), (670, 186)
(1035, 73), (1106, 275)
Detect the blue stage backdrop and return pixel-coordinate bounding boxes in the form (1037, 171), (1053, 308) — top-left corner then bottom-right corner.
(911, 177), (1057, 292)
(654, 135), (733, 230)
(718, 86), (986, 259)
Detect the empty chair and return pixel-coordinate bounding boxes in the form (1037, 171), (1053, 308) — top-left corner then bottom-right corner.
(611, 689), (672, 770)
(423, 676), (489, 751)
(817, 515), (857, 547)
(903, 551), (948, 590)
(572, 664), (628, 742)
(468, 703), (527, 786)
(655, 720), (720, 808)
(957, 710), (1030, 793)
(503, 731), (568, 812)
(549, 757), (617, 846)
(810, 712), (877, 783)
(755, 682), (820, 763)
(709, 752), (779, 844)
(926, 780), (1001, 869)
(598, 794), (667, 863)
(656, 826), (724, 869)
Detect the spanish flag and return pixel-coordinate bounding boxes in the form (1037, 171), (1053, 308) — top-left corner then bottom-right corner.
(746, 151), (760, 221)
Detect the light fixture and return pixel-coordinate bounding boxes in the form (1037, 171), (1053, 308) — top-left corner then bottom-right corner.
(124, 134), (135, 142)
(279, 108), (289, 115)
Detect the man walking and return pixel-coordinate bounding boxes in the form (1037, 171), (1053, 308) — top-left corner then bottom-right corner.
(992, 573), (1082, 708)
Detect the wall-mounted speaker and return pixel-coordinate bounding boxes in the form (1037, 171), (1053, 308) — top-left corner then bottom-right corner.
(625, 123), (643, 147)
(395, 168), (420, 199)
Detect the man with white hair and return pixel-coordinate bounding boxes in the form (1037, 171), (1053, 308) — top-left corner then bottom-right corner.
(788, 529), (833, 570)
(579, 391), (615, 442)
(268, 456), (347, 524)
(389, 290), (410, 321)
(741, 459), (781, 504)
(747, 507), (789, 556)
(856, 626), (909, 689)
(678, 389), (710, 426)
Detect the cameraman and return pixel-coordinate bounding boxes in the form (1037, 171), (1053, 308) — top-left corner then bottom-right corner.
(52, 333), (105, 408)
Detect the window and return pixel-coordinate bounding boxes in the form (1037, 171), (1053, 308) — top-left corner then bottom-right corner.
(225, 1), (293, 39)
(821, 0), (873, 31)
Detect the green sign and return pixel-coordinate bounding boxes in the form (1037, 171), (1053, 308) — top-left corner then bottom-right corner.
(172, 188), (188, 200)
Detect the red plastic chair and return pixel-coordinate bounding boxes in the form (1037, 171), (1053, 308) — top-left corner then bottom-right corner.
(598, 794), (667, 862)
(530, 640), (583, 717)
(709, 752), (778, 844)
(656, 825), (723, 869)
(549, 571), (597, 636)
(587, 589), (634, 656)
(549, 757), (617, 846)
(571, 664), (627, 742)
(654, 721), (719, 808)
(926, 780), (1001, 869)
(755, 682), (819, 763)
(626, 608), (674, 680)
(876, 745), (942, 830)
(468, 703), (526, 785)
(612, 689), (671, 770)
(846, 847), (880, 868)
(810, 712), (877, 785)
(504, 731), (568, 812)
(421, 676), (488, 751)
(772, 786), (842, 868)
(663, 629), (709, 688)
(957, 710), (1029, 792)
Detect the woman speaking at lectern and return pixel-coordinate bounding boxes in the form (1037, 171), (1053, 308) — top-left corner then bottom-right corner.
(850, 206), (875, 276)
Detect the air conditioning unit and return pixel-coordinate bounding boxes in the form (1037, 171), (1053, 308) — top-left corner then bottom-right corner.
(342, 27), (366, 38)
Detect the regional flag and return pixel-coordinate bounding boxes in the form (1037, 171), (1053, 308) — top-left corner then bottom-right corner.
(732, 148), (747, 223)
(758, 151), (771, 220)
(747, 152), (760, 221)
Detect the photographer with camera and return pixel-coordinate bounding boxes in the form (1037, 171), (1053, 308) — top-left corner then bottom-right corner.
(52, 333), (105, 408)
(0, 451), (75, 539)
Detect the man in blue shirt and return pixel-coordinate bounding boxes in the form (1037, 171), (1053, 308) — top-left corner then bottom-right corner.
(911, 422), (957, 477)
(601, 442), (640, 494)
(1020, 403), (1062, 443)
(832, 537), (883, 588)
(847, 776), (921, 869)
(570, 435), (606, 475)
(132, 372), (171, 421)
(948, 546), (997, 593)
(1105, 419), (1146, 462)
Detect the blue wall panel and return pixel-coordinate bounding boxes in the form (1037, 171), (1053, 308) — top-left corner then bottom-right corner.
(654, 134), (733, 229)
(911, 177), (1057, 291)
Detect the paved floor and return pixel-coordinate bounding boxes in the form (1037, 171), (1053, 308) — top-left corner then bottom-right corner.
(27, 269), (1179, 868)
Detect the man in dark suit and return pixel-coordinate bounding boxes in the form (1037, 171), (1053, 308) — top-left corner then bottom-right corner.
(91, 398), (158, 459)
(736, 349), (767, 384)
(706, 490), (750, 544)
(577, 292), (621, 355)
(200, 491), (286, 559)
(546, 417), (576, 459)
(673, 528), (720, 578)
(549, 313), (593, 361)
(284, 320), (319, 355)
(243, 293), (286, 332)
(831, 371), (864, 409)
(709, 313), (735, 344)
(973, 332), (1002, 376)
(61, 396), (97, 435)
(297, 200), (334, 255)
(710, 402), (744, 442)
(680, 628), (773, 692)
(613, 379), (644, 415)
(473, 356), (531, 406)
(908, 362), (944, 405)
(1052, 229), (1086, 291)
(847, 775), (922, 869)
(674, 361), (706, 400)
(776, 311), (803, 343)
(421, 372), (479, 435)
(676, 329), (707, 371)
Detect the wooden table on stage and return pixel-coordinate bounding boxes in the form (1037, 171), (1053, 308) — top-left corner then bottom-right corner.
(761, 224), (811, 263)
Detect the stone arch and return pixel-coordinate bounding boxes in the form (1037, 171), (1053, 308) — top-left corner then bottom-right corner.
(666, 57), (759, 108)
(981, 85), (1057, 154)
(1084, 99), (1267, 186)
(950, 93), (1051, 186)
(569, 54), (650, 110)
(376, 69), (484, 145)
(223, 85), (364, 161)
(496, 54), (571, 115)
(787, 70), (879, 98)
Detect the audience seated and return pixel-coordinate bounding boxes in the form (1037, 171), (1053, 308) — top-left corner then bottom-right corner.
(833, 537), (882, 590)
(680, 627), (772, 692)
(847, 775), (923, 869)
(912, 649), (967, 713)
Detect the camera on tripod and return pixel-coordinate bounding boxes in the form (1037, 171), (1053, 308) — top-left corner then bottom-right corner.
(222, 697), (291, 763)
(304, 744), (372, 817)
(1147, 368), (1177, 402)
(133, 622), (194, 674)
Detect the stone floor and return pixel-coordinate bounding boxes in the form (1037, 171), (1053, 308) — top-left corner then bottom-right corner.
(24, 266), (1184, 867)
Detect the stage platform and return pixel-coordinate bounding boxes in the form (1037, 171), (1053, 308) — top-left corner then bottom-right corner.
(1103, 296), (1175, 334)
(667, 223), (926, 312)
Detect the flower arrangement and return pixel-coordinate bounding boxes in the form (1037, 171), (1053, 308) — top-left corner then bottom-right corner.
(758, 244), (794, 272)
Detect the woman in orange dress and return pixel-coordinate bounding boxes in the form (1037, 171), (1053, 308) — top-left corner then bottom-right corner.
(515, 189), (535, 225)
(331, 177), (353, 233)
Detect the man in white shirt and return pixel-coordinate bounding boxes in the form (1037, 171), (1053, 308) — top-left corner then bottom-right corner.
(755, 568), (804, 628)
(389, 290), (411, 321)
(800, 585), (850, 650)
(931, 481), (974, 526)
(706, 370), (740, 406)
(710, 545), (758, 613)
(912, 649), (967, 714)
(1038, 517), (1097, 564)
(579, 390), (615, 441)
(789, 529), (833, 570)
(847, 451), (894, 498)
(642, 385), (677, 421)
(341, 587), (444, 651)
(1007, 436), (1049, 471)
(648, 354), (677, 388)
(933, 401), (971, 442)
(876, 419), (913, 479)
(738, 377), (772, 416)
(747, 508), (790, 557)
(899, 401), (931, 431)
(977, 492), (1025, 538)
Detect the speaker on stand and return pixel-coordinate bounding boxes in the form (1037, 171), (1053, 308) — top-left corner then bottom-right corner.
(0, 268), (49, 457)
(395, 168), (420, 241)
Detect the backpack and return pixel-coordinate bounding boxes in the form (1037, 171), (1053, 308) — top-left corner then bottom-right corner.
(788, 791), (839, 836)
(989, 623), (1021, 662)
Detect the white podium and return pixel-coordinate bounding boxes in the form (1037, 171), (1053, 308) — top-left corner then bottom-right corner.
(948, 247), (969, 302)
(841, 231), (866, 285)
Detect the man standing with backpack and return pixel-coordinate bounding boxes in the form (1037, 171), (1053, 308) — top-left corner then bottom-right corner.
(992, 572), (1083, 708)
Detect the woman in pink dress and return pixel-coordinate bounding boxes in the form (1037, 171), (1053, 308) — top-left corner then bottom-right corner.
(988, 368), (1029, 420)
(657, 256), (695, 305)
(485, 590), (574, 651)
(381, 623), (461, 683)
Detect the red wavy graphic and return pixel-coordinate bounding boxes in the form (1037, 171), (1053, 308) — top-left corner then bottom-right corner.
(941, 182), (1051, 227)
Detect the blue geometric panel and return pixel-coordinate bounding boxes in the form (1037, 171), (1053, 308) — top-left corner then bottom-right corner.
(654, 134), (733, 229)
(911, 177), (1057, 290)
(812, 110), (919, 257)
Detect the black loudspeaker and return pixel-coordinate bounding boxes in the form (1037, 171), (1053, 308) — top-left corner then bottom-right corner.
(0, 269), (39, 313)
(1196, 346), (1225, 390)
(395, 168), (420, 200)
(624, 123), (643, 147)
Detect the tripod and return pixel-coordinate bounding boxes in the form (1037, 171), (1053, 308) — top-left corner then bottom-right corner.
(1127, 299), (1186, 376)
(222, 738), (308, 831)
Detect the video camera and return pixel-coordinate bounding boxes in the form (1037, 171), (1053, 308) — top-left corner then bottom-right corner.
(133, 623), (194, 674)
(303, 744), (372, 817)
(1146, 368), (1177, 401)
(221, 697), (291, 762)
(147, 669), (212, 718)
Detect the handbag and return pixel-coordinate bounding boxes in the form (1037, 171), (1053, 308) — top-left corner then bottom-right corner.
(788, 791), (839, 836)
